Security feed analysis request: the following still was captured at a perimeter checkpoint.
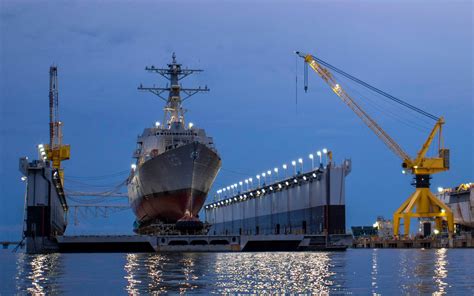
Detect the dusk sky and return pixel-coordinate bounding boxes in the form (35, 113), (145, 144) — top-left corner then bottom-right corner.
(1, 1), (472, 240)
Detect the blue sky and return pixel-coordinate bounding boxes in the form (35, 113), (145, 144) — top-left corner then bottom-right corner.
(1, 0), (472, 240)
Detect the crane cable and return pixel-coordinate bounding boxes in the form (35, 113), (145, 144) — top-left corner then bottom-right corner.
(66, 169), (129, 180)
(295, 54), (298, 113)
(309, 55), (439, 121)
(342, 83), (431, 132)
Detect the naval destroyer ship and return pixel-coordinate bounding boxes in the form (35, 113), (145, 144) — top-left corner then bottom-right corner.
(128, 54), (221, 232)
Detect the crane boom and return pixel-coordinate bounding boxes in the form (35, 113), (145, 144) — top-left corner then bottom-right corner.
(45, 66), (70, 183)
(296, 52), (411, 163)
(413, 118), (444, 166)
(49, 67), (60, 148)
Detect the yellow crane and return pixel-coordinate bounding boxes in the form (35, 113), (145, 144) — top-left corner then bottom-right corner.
(44, 66), (70, 184)
(295, 51), (453, 238)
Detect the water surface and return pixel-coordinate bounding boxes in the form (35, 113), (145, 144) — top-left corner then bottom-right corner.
(1, 249), (473, 294)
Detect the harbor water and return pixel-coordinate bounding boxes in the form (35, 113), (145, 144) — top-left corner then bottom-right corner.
(1, 249), (473, 294)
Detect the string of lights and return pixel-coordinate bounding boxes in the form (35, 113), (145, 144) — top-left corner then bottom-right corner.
(211, 148), (331, 207)
(206, 167), (326, 210)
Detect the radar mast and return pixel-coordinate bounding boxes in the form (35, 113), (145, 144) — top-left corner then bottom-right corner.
(138, 53), (209, 128)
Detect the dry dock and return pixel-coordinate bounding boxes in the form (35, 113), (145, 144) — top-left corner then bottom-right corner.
(19, 149), (353, 253)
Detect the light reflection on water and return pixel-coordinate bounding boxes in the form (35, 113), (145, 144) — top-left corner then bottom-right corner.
(6, 249), (474, 294)
(123, 252), (337, 294)
(211, 252), (334, 294)
(396, 248), (454, 295)
(15, 253), (64, 295)
(371, 248), (378, 295)
(434, 248), (448, 295)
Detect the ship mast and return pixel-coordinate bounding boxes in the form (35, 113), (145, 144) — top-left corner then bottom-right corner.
(138, 53), (209, 128)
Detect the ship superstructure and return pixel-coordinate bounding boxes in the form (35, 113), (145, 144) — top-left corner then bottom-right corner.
(128, 54), (221, 232)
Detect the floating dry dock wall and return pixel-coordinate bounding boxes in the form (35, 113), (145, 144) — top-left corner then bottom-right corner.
(204, 161), (352, 242)
(19, 157), (68, 253)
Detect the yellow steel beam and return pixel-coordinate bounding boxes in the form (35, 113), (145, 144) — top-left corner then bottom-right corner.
(393, 188), (454, 236)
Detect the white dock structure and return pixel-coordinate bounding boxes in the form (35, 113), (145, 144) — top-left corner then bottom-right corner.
(204, 160), (352, 246)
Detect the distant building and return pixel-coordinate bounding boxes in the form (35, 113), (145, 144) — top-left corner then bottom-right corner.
(352, 216), (393, 238)
(437, 183), (474, 231)
(373, 216), (393, 238)
(351, 226), (377, 238)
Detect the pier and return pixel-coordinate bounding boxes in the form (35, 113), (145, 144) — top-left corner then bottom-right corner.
(353, 233), (473, 249)
(1, 241), (23, 250)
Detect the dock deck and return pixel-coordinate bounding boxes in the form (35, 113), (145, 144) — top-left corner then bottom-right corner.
(51, 234), (351, 253)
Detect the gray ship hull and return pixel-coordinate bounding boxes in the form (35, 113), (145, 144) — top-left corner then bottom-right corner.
(128, 142), (221, 223)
